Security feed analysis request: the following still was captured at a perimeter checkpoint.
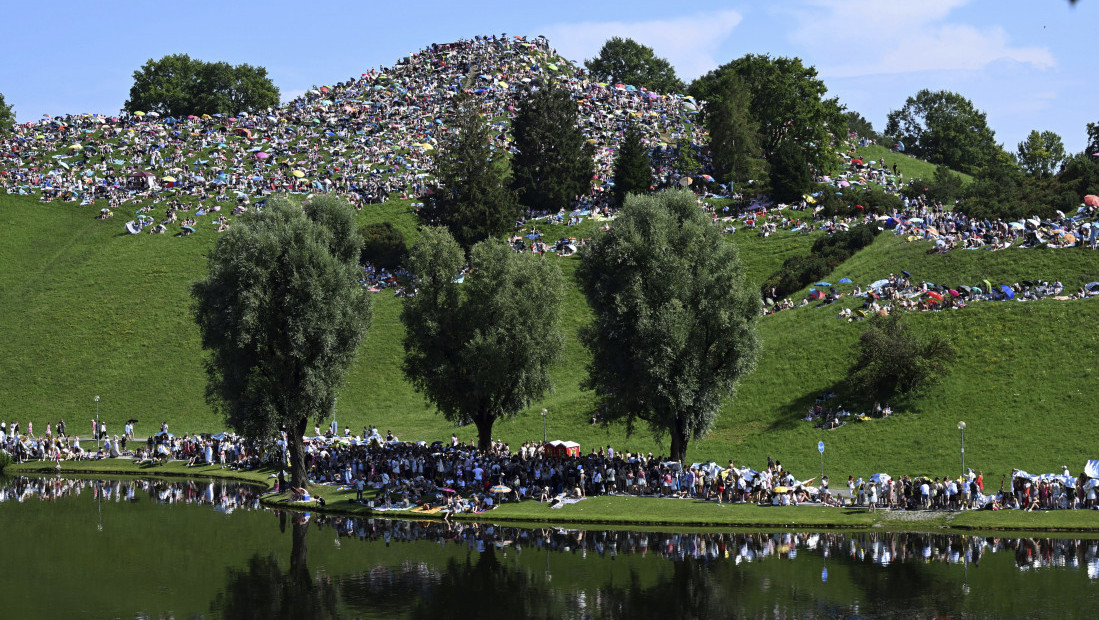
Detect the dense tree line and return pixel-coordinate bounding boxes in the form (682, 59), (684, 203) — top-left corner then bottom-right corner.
(901, 122), (1099, 221)
(693, 55), (845, 187)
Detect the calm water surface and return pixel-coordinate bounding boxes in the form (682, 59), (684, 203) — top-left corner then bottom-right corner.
(2, 475), (1098, 619)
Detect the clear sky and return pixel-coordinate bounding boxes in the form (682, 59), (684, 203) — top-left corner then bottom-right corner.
(2, 0), (1095, 152)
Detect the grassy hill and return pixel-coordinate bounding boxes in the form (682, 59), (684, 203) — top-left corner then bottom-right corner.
(850, 143), (973, 186)
(4, 192), (1099, 486)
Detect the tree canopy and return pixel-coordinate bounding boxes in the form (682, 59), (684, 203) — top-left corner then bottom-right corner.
(577, 190), (760, 462)
(401, 227), (565, 452)
(192, 196), (373, 488)
(611, 124), (653, 206)
(885, 89), (1000, 176)
(690, 54), (844, 174)
(1017, 130), (1066, 178)
(703, 72), (766, 187)
(844, 110), (879, 142)
(510, 85), (594, 213)
(422, 96), (517, 250)
(584, 37), (685, 94)
(125, 54), (280, 117)
(769, 139), (812, 204)
(0, 91), (14, 133)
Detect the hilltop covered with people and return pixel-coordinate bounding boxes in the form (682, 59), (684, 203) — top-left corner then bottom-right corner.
(0, 34), (709, 236)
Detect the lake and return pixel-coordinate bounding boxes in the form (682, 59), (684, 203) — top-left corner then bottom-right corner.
(2, 475), (1098, 618)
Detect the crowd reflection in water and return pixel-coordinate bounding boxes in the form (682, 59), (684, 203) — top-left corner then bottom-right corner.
(6, 476), (1099, 579)
(299, 511), (1099, 577)
(0, 476), (264, 513)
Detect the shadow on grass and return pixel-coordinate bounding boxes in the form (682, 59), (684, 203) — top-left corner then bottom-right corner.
(766, 378), (926, 433)
(765, 379), (849, 432)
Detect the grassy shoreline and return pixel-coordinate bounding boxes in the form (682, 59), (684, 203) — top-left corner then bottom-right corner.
(9, 459), (1099, 535)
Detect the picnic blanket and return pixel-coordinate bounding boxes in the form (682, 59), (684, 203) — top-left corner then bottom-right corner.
(549, 495), (587, 509)
(410, 505), (445, 514)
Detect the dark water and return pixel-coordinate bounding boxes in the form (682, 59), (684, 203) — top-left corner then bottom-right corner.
(2, 476), (1098, 619)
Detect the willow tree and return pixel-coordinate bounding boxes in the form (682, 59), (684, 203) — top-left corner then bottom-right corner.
(192, 196), (373, 488)
(401, 227), (564, 451)
(577, 190), (760, 462)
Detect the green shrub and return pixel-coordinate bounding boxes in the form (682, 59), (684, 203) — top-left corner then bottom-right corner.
(848, 313), (957, 402)
(359, 222), (407, 270)
(762, 224), (879, 299)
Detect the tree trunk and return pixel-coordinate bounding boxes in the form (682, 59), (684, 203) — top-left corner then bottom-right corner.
(669, 417), (689, 463)
(474, 414), (494, 453)
(288, 417), (309, 489)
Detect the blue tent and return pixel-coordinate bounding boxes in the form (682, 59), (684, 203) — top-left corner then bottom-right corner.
(1001, 285), (1015, 299)
(814, 282), (831, 287)
(838, 278), (852, 283)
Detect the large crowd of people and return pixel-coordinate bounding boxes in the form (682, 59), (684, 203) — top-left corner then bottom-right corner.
(0, 34), (706, 237)
(4, 35), (1098, 533)
(6, 419), (1094, 518)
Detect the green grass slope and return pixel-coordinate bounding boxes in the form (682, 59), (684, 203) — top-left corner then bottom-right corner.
(851, 143), (973, 185)
(3, 193), (1098, 486)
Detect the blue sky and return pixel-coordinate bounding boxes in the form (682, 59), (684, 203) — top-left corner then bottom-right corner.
(2, 0), (1095, 153)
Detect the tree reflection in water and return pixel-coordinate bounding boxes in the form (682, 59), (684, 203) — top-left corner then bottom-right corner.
(408, 546), (568, 620)
(211, 516), (339, 619)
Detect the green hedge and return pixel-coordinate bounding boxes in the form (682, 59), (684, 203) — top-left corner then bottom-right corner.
(761, 224), (879, 299)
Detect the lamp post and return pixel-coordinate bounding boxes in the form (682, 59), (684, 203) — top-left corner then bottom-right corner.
(541, 409), (547, 444)
(958, 421), (966, 476)
(95, 395), (100, 451)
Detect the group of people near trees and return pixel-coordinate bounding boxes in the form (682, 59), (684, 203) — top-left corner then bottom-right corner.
(11, 420), (1095, 516)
